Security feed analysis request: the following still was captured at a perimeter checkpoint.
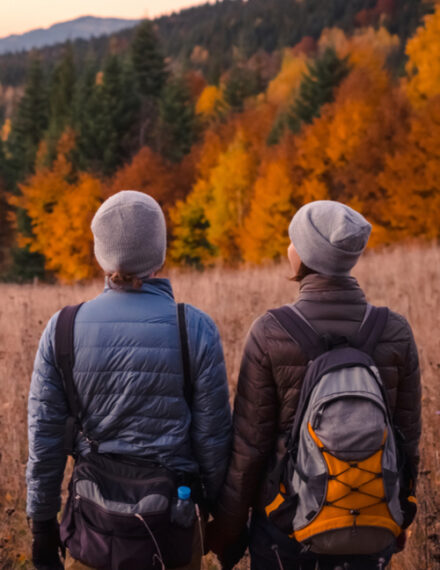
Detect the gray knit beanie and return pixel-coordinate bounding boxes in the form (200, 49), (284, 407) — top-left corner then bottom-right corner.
(91, 190), (166, 278)
(288, 201), (372, 276)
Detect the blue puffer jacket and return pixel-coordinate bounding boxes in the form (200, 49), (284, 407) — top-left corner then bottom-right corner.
(27, 278), (232, 521)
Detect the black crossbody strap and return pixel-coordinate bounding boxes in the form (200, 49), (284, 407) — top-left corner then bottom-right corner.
(55, 303), (84, 454)
(177, 303), (193, 406)
(55, 302), (194, 456)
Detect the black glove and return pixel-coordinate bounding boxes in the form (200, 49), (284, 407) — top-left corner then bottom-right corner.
(217, 527), (249, 570)
(31, 518), (65, 570)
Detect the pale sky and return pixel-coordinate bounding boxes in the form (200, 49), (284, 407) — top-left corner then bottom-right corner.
(0, 0), (215, 38)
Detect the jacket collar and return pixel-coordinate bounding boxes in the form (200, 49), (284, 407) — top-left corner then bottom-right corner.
(298, 273), (367, 304)
(104, 277), (175, 300)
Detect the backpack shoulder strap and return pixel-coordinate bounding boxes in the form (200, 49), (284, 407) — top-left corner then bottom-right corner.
(177, 303), (193, 406)
(55, 303), (84, 454)
(354, 305), (389, 356)
(268, 305), (323, 360)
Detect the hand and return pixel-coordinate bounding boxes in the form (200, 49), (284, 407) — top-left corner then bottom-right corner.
(31, 518), (65, 569)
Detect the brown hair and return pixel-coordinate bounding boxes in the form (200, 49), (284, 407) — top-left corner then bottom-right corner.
(291, 262), (318, 282)
(106, 272), (143, 290)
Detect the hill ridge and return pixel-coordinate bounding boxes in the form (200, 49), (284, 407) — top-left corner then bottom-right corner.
(0, 15), (140, 55)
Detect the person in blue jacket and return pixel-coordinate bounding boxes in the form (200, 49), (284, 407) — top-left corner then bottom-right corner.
(27, 190), (232, 569)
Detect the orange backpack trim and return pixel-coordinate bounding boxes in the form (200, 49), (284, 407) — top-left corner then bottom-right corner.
(265, 483), (287, 517)
(292, 424), (401, 542)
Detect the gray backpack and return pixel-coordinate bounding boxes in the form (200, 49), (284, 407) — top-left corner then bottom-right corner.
(265, 305), (410, 556)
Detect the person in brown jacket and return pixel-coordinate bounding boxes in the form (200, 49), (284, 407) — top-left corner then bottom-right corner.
(208, 200), (421, 569)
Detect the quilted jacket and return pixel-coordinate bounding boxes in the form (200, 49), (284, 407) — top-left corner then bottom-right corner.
(26, 278), (232, 521)
(215, 274), (421, 540)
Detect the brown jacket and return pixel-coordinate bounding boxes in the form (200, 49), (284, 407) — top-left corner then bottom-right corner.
(215, 274), (421, 539)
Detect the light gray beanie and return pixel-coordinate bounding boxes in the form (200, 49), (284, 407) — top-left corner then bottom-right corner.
(91, 190), (166, 278)
(288, 200), (371, 276)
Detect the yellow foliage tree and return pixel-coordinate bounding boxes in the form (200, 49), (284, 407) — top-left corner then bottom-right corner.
(204, 132), (258, 261)
(10, 131), (102, 281)
(406, 5), (440, 106)
(196, 85), (228, 120)
(266, 50), (308, 108)
(169, 180), (217, 268)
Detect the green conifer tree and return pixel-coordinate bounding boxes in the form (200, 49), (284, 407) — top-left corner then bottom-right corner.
(6, 57), (48, 280)
(131, 20), (167, 97)
(223, 65), (259, 112)
(45, 45), (76, 162)
(286, 47), (350, 134)
(77, 55), (139, 175)
(130, 20), (167, 147)
(158, 78), (198, 163)
(8, 57), (48, 182)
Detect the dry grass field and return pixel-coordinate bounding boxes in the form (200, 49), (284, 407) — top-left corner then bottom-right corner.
(0, 244), (439, 569)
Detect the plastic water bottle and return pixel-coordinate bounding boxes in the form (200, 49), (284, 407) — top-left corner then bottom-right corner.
(170, 486), (196, 528)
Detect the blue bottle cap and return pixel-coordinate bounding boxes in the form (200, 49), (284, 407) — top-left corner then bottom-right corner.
(177, 486), (191, 500)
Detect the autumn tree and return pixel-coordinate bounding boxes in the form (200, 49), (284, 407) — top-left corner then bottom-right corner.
(170, 191), (217, 268)
(196, 85), (228, 122)
(110, 145), (196, 218)
(10, 131), (102, 281)
(378, 96), (440, 241)
(288, 55), (409, 229)
(405, 4), (440, 106)
(241, 137), (296, 263)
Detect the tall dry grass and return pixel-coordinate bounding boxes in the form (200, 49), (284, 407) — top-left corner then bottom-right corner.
(0, 244), (439, 568)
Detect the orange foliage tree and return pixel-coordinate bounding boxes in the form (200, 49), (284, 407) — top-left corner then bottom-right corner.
(405, 4), (440, 106)
(290, 55), (409, 232)
(109, 145), (196, 215)
(378, 96), (440, 241)
(170, 103), (276, 265)
(241, 136), (296, 263)
(10, 131), (102, 281)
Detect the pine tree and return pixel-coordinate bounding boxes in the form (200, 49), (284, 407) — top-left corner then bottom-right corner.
(157, 78), (198, 163)
(131, 20), (167, 148)
(287, 48), (349, 133)
(8, 58), (48, 182)
(223, 66), (259, 112)
(6, 58), (48, 280)
(45, 45), (76, 162)
(131, 20), (167, 97)
(76, 55), (139, 175)
(73, 59), (99, 170)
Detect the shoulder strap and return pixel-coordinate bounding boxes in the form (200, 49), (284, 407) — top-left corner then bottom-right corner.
(56, 302), (194, 455)
(354, 305), (389, 355)
(55, 303), (84, 455)
(268, 305), (324, 360)
(177, 303), (193, 406)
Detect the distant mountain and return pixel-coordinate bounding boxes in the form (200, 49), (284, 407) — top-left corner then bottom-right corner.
(0, 16), (140, 55)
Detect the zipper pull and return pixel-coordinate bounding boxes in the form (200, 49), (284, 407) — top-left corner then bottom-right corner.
(350, 509), (360, 536)
(313, 409), (323, 430)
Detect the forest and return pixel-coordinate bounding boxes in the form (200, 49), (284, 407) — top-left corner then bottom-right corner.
(0, 0), (438, 282)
